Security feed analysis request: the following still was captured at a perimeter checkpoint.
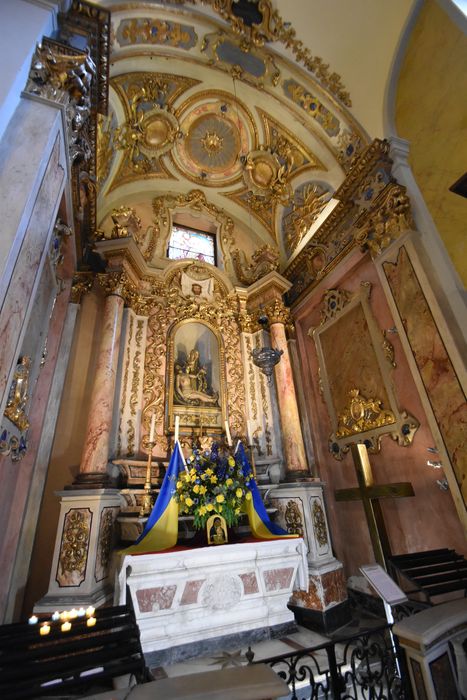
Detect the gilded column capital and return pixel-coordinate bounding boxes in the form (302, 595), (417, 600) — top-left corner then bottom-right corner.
(264, 299), (291, 326)
(70, 272), (94, 304)
(97, 271), (140, 307)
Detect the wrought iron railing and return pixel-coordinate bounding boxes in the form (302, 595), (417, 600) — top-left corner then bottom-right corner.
(248, 622), (412, 699)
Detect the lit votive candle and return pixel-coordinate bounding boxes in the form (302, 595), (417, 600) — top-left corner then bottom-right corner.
(52, 611), (60, 621)
(40, 623), (50, 636)
(77, 607), (86, 617)
(60, 611), (69, 621)
(86, 616), (96, 628)
(85, 606), (95, 618)
(69, 608), (78, 619)
(28, 615), (38, 625)
(61, 621), (71, 633)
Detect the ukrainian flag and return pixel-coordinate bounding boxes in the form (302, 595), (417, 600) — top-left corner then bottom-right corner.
(123, 441), (186, 554)
(235, 442), (298, 540)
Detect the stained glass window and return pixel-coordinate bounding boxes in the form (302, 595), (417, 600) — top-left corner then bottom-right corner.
(167, 225), (216, 265)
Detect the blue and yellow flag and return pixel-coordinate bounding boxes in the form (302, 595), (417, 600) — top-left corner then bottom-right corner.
(235, 441), (297, 540)
(123, 441), (186, 554)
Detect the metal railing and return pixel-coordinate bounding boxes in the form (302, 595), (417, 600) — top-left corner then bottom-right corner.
(249, 622), (412, 699)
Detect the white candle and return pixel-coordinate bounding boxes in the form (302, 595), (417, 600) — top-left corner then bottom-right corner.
(28, 615), (38, 625)
(85, 606), (95, 618)
(225, 420), (232, 447)
(86, 616), (96, 627)
(77, 607), (86, 617)
(61, 621), (71, 633)
(40, 623), (50, 636)
(174, 415), (180, 443)
(52, 611), (60, 621)
(149, 413), (156, 443)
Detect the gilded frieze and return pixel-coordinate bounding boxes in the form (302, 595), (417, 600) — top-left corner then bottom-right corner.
(311, 283), (419, 459)
(116, 17), (197, 49)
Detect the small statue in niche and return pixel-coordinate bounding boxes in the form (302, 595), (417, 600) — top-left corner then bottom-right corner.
(4, 356), (31, 431)
(174, 349), (219, 406)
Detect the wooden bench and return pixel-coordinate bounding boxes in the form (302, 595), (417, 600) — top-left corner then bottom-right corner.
(0, 599), (148, 699)
(388, 548), (467, 604)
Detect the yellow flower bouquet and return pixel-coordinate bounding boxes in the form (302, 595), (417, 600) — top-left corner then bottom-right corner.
(174, 445), (252, 530)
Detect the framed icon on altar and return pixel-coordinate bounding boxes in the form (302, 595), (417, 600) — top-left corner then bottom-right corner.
(206, 514), (228, 546)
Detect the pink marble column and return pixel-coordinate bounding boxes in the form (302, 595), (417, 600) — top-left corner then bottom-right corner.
(269, 319), (310, 479)
(74, 283), (124, 487)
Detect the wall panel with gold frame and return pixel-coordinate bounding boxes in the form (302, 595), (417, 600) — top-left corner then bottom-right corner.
(310, 282), (419, 459)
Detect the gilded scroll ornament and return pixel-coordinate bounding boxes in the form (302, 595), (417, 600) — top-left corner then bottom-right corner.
(58, 509), (91, 585)
(116, 17), (197, 49)
(312, 499), (328, 547)
(231, 244), (279, 285)
(319, 289), (352, 325)
(242, 148), (293, 205)
(4, 357), (31, 432)
(110, 206), (142, 241)
(285, 500), (304, 537)
(96, 113), (114, 188)
(354, 184), (414, 258)
(203, 0), (350, 105)
(201, 31), (280, 87)
(382, 332), (396, 368)
(245, 336), (258, 421)
(95, 507), (117, 582)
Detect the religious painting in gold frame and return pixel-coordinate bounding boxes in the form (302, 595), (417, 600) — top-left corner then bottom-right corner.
(310, 282), (419, 460)
(206, 514), (228, 546)
(167, 319), (227, 438)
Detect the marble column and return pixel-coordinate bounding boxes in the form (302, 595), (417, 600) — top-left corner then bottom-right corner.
(74, 276), (125, 487)
(268, 317), (309, 479)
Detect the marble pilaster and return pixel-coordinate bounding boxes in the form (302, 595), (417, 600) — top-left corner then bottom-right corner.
(75, 284), (124, 487)
(269, 320), (309, 477)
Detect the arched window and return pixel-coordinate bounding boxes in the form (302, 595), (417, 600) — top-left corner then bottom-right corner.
(167, 224), (216, 266)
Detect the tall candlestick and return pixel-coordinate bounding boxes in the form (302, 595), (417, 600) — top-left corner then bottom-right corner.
(149, 413), (156, 444)
(174, 415), (180, 443)
(224, 420), (232, 447)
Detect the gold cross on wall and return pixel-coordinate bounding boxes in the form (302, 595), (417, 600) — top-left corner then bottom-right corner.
(335, 443), (414, 569)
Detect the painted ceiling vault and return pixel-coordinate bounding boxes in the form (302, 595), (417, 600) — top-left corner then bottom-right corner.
(94, 0), (414, 282)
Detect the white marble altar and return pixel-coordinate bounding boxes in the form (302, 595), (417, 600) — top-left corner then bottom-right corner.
(117, 538), (307, 656)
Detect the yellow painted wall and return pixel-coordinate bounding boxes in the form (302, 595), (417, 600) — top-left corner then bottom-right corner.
(396, 0), (467, 286)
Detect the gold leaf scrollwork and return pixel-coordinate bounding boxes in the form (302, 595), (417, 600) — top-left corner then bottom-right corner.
(70, 272), (94, 304)
(354, 184), (414, 258)
(59, 510), (90, 578)
(285, 500), (304, 537)
(95, 508), (116, 580)
(4, 356), (31, 432)
(231, 244), (279, 285)
(245, 336), (258, 421)
(312, 500), (328, 547)
(336, 388), (396, 438)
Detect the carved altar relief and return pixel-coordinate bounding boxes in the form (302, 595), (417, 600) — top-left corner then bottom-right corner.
(310, 283), (419, 459)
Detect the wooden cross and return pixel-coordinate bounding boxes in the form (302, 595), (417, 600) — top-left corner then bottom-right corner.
(335, 443), (414, 569)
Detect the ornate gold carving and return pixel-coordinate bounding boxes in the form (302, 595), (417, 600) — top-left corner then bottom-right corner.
(354, 184), (414, 257)
(95, 508), (116, 581)
(283, 79), (340, 136)
(201, 130), (223, 155)
(382, 332), (396, 368)
(97, 271), (137, 302)
(185, 114), (239, 172)
(245, 335), (258, 421)
(96, 113), (113, 188)
(232, 244), (279, 285)
(4, 357), (31, 431)
(204, 0), (350, 105)
(201, 31), (280, 87)
(58, 509), (90, 580)
(118, 314), (134, 457)
(70, 272), (94, 304)
(285, 500), (304, 537)
(243, 148), (293, 205)
(283, 183), (332, 255)
(224, 187), (276, 240)
(319, 289), (353, 325)
(117, 17), (197, 49)
(110, 206), (142, 241)
(336, 388), (396, 438)
(312, 500), (328, 547)
(127, 418), (135, 456)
